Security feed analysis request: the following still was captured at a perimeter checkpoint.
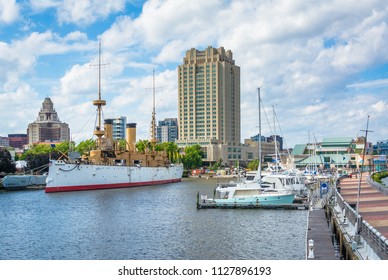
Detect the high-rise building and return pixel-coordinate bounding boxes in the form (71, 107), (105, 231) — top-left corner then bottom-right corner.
(106, 116), (127, 140)
(27, 97), (70, 145)
(156, 118), (178, 143)
(176, 46), (240, 147)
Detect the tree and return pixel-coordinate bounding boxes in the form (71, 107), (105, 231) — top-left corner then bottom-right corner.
(21, 144), (61, 173)
(117, 139), (127, 151)
(55, 141), (74, 155)
(247, 159), (259, 171)
(75, 139), (96, 156)
(181, 144), (203, 170)
(136, 140), (151, 153)
(25, 153), (50, 173)
(156, 141), (181, 163)
(0, 148), (16, 174)
(210, 158), (223, 171)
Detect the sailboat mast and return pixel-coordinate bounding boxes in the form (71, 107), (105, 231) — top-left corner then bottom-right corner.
(273, 105), (277, 173)
(258, 87), (262, 180)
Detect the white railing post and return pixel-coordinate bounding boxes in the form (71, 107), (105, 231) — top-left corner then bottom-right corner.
(308, 239), (314, 259)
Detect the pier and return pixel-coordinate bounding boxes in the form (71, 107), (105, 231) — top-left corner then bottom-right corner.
(306, 205), (338, 260)
(307, 174), (388, 260)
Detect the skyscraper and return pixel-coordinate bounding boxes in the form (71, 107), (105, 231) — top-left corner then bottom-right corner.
(156, 118), (178, 143)
(27, 97), (70, 145)
(106, 116), (127, 140)
(176, 46), (240, 147)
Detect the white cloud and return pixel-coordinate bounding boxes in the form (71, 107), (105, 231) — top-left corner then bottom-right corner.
(371, 100), (387, 113)
(29, 0), (60, 11)
(57, 0), (126, 26)
(347, 78), (388, 89)
(0, 31), (93, 91)
(76, 0), (388, 144)
(0, 0), (20, 24)
(0, 83), (40, 134)
(64, 31), (88, 42)
(1, 0), (388, 147)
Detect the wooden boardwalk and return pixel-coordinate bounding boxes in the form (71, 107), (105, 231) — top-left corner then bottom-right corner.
(306, 208), (338, 260)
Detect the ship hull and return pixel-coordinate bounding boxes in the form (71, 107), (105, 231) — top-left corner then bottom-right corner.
(45, 160), (184, 193)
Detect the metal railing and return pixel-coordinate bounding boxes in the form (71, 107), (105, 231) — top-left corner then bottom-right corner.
(366, 173), (388, 195)
(335, 188), (388, 259)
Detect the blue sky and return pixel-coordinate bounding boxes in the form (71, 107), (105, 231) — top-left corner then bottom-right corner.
(0, 0), (387, 148)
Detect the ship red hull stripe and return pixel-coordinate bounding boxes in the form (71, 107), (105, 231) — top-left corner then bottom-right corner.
(45, 178), (182, 193)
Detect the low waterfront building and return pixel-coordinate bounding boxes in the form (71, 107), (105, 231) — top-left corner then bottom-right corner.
(373, 140), (388, 155)
(291, 136), (377, 171)
(177, 138), (279, 167)
(8, 134), (28, 149)
(0, 136), (9, 147)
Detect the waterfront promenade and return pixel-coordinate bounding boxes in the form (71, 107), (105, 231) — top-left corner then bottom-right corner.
(339, 175), (388, 238)
(307, 174), (388, 260)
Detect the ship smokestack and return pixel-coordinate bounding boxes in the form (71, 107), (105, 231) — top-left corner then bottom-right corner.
(126, 123), (137, 151)
(104, 119), (114, 149)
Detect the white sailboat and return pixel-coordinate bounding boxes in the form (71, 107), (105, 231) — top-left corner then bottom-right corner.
(201, 88), (295, 207)
(259, 106), (309, 197)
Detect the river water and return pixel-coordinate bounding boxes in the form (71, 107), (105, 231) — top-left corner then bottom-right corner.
(0, 177), (308, 260)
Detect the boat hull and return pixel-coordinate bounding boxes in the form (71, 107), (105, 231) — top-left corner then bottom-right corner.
(210, 193), (295, 206)
(45, 160), (184, 193)
(2, 175), (47, 191)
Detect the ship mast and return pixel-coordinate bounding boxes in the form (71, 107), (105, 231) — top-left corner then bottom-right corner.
(93, 40), (106, 149)
(150, 69), (157, 150)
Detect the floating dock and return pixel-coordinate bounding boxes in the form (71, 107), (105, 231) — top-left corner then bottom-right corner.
(197, 200), (309, 210)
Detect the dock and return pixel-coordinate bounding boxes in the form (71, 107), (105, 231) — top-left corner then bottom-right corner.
(307, 174), (388, 260)
(197, 202), (309, 210)
(306, 207), (338, 260)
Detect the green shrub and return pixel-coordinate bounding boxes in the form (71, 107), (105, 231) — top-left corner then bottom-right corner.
(372, 171), (388, 184)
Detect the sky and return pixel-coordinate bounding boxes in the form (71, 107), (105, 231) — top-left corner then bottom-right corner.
(0, 0), (387, 149)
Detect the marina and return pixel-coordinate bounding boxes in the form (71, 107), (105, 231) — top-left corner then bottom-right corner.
(0, 177), (308, 260)
(2, 170), (388, 260)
